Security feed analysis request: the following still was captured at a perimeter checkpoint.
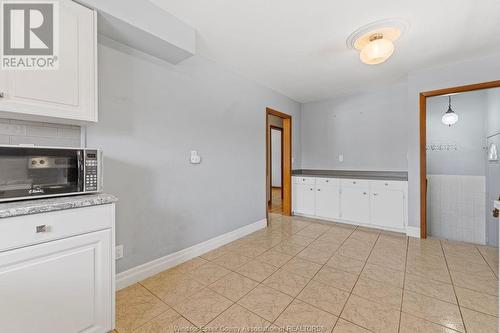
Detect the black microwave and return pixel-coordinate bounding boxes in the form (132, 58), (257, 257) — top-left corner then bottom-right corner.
(0, 145), (102, 202)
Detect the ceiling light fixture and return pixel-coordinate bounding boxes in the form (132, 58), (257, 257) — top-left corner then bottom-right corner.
(442, 96), (459, 126)
(347, 19), (409, 65)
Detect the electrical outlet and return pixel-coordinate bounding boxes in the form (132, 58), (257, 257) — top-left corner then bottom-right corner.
(115, 245), (124, 260)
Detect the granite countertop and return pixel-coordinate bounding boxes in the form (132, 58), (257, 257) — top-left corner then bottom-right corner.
(292, 169), (408, 181)
(0, 193), (118, 219)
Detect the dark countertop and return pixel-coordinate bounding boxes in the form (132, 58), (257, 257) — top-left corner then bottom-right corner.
(0, 193), (118, 219)
(292, 169), (408, 181)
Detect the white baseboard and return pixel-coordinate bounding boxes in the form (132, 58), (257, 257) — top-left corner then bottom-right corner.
(116, 218), (267, 290)
(406, 226), (421, 238)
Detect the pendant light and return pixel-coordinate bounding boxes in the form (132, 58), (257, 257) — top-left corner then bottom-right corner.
(442, 96), (458, 126)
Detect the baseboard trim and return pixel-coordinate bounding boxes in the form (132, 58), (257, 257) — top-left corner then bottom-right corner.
(116, 218), (267, 290)
(406, 226), (421, 238)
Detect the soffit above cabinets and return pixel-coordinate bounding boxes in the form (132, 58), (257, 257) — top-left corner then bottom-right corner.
(77, 0), (196, 64)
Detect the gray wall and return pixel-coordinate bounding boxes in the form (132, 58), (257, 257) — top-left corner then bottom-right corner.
(426, 90), (487, 176)
(0, 119), (81, 147)
(487, 88), (500, 137)
(300, 84), (408, 171)
(86, 39), (301, 273)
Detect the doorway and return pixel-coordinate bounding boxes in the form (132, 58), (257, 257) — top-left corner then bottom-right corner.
(420, 80), (500, 245)
(266, 108), (292, 216)
(269, 126), (283, 213)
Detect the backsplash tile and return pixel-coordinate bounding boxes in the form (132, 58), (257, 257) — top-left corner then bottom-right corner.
(427, 174), (486, 244)
(0, 118), (81, 147)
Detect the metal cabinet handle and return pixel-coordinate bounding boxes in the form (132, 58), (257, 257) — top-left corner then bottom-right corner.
(373, 193), (379, 196)
(353, 181), (357, 184)
(317, 189), (321, 191)
(363, 192), (367, 195)
(310, 188), (314, 191)
(36, 225), (48, 233)
(384, 183), (389, 186)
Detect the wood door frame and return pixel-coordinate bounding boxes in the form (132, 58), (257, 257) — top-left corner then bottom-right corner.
(266, 108), (292, 217)
(269, 125), (284, 203)
(419, 80), (500, 238)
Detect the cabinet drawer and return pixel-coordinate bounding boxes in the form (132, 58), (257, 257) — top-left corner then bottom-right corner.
(0, 204), (114, 252)
(293, 176), (316, 185)
(370, 180), (405, 191)
(341, 179), (370, 189)
(316, 178), (339, 187)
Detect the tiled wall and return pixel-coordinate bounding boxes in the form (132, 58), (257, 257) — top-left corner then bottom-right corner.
(427, 174), (486, 244)
(0, 118), (81, 147)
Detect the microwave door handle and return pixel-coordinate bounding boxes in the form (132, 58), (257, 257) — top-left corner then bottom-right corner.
(77, 150), (84, 192)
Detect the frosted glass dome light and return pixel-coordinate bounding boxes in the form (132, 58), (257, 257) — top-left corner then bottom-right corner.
(442, 96), (459, 126)
(360, 35), (394, 65)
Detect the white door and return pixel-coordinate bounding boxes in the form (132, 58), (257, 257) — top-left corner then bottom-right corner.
(0, 0), (96, 122)
(0, 230), (113, 333)
(296, 183), (315, 216)
(341, 187), (370, 224)
(316, 185), (340, 219)
(370, 190), (404, 229)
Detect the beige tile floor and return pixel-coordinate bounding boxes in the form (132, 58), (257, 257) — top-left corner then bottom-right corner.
(114, 213), (499, 333)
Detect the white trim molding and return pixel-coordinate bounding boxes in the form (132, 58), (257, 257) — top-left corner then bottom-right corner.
(406, 226), (421, 238)
(116, 218), (267, 290)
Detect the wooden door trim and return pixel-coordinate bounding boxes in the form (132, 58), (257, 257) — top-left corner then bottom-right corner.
(419, 80), (500, 239)
(266, 108), (292, 217)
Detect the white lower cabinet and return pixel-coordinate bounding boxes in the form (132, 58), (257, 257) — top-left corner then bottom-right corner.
(0, 204), (115, 333)
(295, 183), (316, 216)
(370, 190), (404, 229)
(340, 187), (370, 224)
(316, 185), (340, 220)
(292, 176), (407, 232)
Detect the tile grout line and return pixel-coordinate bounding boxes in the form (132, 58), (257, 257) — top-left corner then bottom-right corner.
(439, 240), (468, 333)
(263, 221), (354, 330)
(474, 244), (498, 278)
(334, 230), (386, 332)
(398, 234), (410, 333)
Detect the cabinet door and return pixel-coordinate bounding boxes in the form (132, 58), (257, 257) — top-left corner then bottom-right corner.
(0, 0), (96, 122)
(341, 187), (369, 224)
(316, 185), (340, 219)
(295, 183), (315, 216)
(0, 230), (113, 333)
(371, 190), (404, 229)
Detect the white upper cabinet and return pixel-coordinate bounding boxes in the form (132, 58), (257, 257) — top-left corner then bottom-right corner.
(0, 0), (97, 123)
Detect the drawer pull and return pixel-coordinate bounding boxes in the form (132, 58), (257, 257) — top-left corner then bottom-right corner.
(363, 192), (367, 195)
(317, 189), (321, 192)
(353, 181), (357, 184)
(36, 225), (48, 233)
(384, 183), (389, 186)
(373, 193), (379, 196)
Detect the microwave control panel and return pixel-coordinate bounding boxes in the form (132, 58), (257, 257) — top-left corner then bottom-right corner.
(85, 150), (98, 191)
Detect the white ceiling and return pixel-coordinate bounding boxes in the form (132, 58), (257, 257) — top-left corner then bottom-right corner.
(150, 0), (500, 103)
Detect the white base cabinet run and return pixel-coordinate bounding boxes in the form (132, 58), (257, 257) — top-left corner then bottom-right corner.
(293, 176), (408, 232)
(0, 204), (115, 333)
